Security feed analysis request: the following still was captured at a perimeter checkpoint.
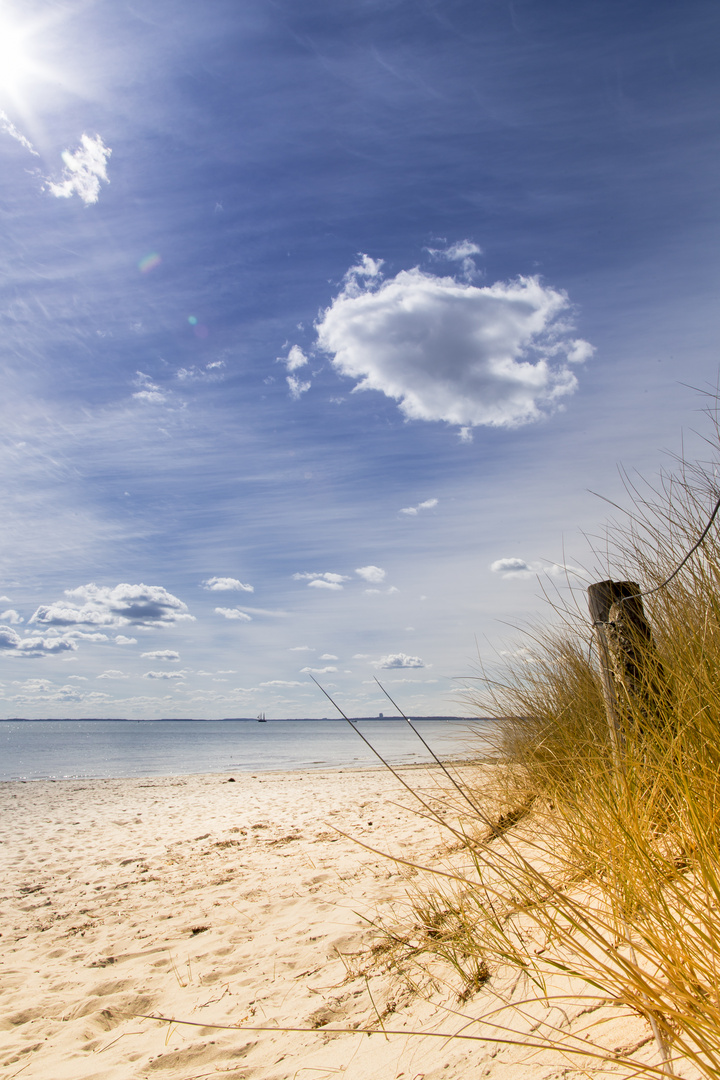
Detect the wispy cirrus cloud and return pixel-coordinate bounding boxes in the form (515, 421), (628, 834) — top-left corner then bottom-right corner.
(315, 256), (593, 431)
(132, 371), (166, 404)
(0, 111), (39, 156)
(46, 133), (112, 206)
(215, 607), (252, 621)
(400, 498), (438, 516)
(260, 679), (304, 687)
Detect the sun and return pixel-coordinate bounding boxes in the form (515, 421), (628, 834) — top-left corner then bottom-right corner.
(0, 17), (37, 98)
(0, 6), (69, 113)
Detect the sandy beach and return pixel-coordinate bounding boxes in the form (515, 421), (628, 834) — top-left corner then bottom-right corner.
(1, 765), (654, 1080)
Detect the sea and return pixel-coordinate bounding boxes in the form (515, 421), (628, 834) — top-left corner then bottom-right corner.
(0, 718), (497, 782)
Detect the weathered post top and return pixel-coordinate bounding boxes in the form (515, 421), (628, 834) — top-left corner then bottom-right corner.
(588, 580), (652, 641)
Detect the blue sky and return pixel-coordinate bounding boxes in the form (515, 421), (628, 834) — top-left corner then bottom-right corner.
(1, 0), (719, 718)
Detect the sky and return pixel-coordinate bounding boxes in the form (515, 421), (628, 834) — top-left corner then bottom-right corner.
(1, 0), (719, 719)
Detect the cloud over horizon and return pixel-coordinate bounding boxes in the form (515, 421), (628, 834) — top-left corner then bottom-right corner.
(315, 259), (593, 430)
(374, 652), (425, 669)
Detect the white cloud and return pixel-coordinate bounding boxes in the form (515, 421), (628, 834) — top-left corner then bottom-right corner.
(133, 389), (166, 404)
(0, 609), (23, 624)
(46, 133), (112, 206)
(215, 607), (252, 621)
(176, 360), (226, 382)
(315, 260), (592, 430)
(30, 583), (194, 629)
(426, 239), (482, 277)
(355, 565), (385, 584)
(442, 240), (483, 260)
(132, 371), (166, 404)
(490, 557), (585, 581)
(287, 373), (311, 399)
(115, 635), (137, 645)
(282, 344), (308, 371)
(144, 670), (186, 680)
(567, 340), (594, 363)
(374, 653), (425, 669)
(96, 669), (129, 680)
(342, 254), (384, 295)
(293, 572), (350, 591)
(300, 665), (338, 674)
(0, 596), (12, 604)
(141, 650), (180, 661)
(67, 675), (88, 681)
(319, 653), (339, 660)
(0, 626), (78, 657)
(490, 557), (534, 579)
(289, 645), (311, 651)
(203, 576), (254, 592)
(400, 498), (438, 516)
(0, 111), (38, 156)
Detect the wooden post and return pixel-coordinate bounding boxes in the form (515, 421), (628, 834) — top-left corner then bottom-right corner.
(588, 580), (667, 758)
(588, 581), (627, 765)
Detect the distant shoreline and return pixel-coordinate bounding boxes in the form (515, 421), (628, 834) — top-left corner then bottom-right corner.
(2, 715), (484, 723)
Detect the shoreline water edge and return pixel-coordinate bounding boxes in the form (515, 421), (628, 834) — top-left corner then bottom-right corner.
(0, 717), (495, 783)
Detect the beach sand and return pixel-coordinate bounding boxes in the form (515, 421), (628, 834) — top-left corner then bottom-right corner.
(1, 765), (653, 1080)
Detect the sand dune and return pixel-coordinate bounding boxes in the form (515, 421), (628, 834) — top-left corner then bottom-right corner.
(1, 766), (654, 1079)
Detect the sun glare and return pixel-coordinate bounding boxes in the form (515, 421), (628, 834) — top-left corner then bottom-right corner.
(0, 17), (35, 96)
(0, 5), (74, 113)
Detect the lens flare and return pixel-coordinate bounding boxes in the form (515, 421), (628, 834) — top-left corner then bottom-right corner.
(138, 253), (162, 273)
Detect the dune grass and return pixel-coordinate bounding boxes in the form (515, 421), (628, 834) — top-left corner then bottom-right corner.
(385, 436), (720, 1077)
